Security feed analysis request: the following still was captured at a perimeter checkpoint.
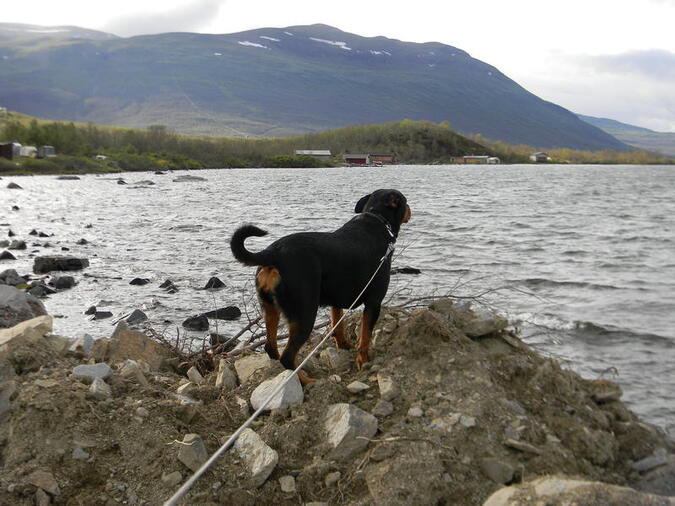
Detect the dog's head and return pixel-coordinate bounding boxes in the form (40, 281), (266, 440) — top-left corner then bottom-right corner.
(354, 189), (411, 236)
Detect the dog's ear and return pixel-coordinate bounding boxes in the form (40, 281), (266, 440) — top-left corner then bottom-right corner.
(354, 194), (371, 213)
(386, 193), (401, 209)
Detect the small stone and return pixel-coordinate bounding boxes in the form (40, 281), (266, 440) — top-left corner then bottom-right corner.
(215, 359), (238, 389)
(320, 347), (353, 373)
(135, 407), (150, 418)
(480, 458), (515, 484)
(460, 415), (476, 428)
(377, 372), (399, 401)
(279, 475), (296, 493)
(0, 251), (16, 260)
(161, 471), (182, 487)
(504, 438), (543, 455)
(119, 360), (150, 387)
(372, 399), (394, 417)
(35, 379), (60, 388)
(346, 381), (370, 393)
(187, 366), (205, 384)
(129, 278), (150, 286)
(66, 335), (93, 358)
(73, 363), (113, 381)
(87, 377), (112, 400)
(72, 447), (90, 461)
(176, 382), (197, 396)
(203, 277), (225, 289)
(235, 396), (250, 416)
(27, 470), (60, 495)
(52, 276), (76, 290)
(35, 488), (50, 506)
(407, 406), (424, 418)
(177, 434), (208, 472)
(324, 471), (341, 487)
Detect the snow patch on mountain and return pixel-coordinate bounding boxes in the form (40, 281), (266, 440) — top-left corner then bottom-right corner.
(309, 37), (352, 51)
(238, 41), (268, 49)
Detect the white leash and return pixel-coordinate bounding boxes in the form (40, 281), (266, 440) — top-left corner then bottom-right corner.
(164, 247), (393, 505)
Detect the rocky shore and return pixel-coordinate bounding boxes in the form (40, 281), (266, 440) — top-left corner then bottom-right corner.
(1, 283), (674, 505)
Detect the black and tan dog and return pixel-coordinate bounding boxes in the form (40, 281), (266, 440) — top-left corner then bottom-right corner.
(230, 189), (411, 383)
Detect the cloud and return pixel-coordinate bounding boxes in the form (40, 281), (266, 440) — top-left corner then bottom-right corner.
(102, 0), (225, 37)
(578, 49), (675, 79)
(516, 49), (675, 132)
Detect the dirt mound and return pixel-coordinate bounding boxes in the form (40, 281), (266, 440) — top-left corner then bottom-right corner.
(0, 301), (673, 505)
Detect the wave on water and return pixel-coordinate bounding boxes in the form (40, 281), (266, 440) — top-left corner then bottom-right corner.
(513, 278), (622, 291)
(514, 312), (674, 348)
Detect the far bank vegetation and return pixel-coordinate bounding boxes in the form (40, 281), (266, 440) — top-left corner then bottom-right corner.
(0, 113), (671, 174)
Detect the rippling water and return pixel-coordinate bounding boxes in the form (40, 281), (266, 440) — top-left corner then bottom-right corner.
(2, 164), (674, 435)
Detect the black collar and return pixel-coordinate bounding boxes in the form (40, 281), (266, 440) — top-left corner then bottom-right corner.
(364, 212), (395, 241)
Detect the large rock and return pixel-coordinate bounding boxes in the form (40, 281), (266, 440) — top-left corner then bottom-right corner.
(325, 403), (378, 461)
(177, 434), (208, 472)
(482, 476), (675, 506)
(0, 285), (47, 328)
(202, 306), (241, 320)
(182, 314), (209, 331)
(0, 315), (53, 349)
(92, 320), (169, 370)
(250, 370), (304, 411)
(234, 354), (278, 384)
(0, 269), (24, 286)
(72, 363), (113, 381)
(233, 428), (278, 487)
(33, 256), (89, 274)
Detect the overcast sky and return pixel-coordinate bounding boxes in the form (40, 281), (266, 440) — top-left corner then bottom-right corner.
(6, 0), (675, 132)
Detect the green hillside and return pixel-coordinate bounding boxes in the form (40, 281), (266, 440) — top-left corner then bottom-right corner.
(0, 23), (627, 151)
(0, 113), (498, 174)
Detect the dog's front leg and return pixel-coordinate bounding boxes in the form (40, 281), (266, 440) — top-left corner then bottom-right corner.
(356, 304), (381, 369)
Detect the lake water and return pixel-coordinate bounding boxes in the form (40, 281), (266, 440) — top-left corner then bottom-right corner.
(1, 164), (674, 436)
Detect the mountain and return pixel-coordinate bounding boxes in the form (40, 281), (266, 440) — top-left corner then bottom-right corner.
(0, 23), (627, 150)
(0, 23), (117, 42)
(578, 114), (675, 156)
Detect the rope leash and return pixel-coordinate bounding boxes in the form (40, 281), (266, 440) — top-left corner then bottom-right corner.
(164, 249), (392, 506)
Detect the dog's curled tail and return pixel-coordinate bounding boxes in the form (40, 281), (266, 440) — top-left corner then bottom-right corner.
(230, 225), (275, 266)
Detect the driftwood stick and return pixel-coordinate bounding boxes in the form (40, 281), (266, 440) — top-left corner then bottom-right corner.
(213, 316), (262, 354)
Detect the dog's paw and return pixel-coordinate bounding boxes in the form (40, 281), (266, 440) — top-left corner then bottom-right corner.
(297, 371), (316, 385)
(356, 351), (369, 370)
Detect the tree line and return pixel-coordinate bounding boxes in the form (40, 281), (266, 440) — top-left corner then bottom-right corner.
(1, 114), (671, 174)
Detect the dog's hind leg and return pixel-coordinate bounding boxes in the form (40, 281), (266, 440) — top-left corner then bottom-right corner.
(330, 307), (353, 350)
(356, 303), (381, 369)
(281, 314), (317, 385)
(261, 301), (281, 360)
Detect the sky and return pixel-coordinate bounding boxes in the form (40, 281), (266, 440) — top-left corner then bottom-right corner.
(5, 0), (675, 132)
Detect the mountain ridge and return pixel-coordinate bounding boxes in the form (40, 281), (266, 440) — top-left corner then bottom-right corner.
(578, 114), (675, 156)
(0, 22), (627, 151)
